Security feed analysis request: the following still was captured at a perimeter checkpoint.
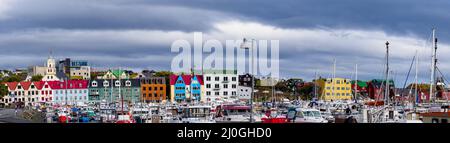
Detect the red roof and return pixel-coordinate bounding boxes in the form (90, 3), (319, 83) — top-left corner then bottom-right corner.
(47, 80), (89, 89)
(170, 75), (203, 85)
(33, 81), (45, 90)
(5, 82), (18, 90)
(20, 81), (32, 90)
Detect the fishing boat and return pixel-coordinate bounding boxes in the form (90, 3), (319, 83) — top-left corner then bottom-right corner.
(179, 105), (215, 123)
(215, 104), (253, 123)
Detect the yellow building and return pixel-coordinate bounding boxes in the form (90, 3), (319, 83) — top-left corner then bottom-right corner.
(317, 78), (352, 101)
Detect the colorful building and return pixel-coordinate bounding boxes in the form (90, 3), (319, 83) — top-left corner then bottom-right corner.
(140, 77), (166, 103)
(2, 81), (53, 106)
(88, 79), (141, 103)
(367, 79), (395, 101)
(317, 78), (352, 101)
(169, 75), (204, 103)
(47, 80), (89, 105)
(351, 80), (368, 97)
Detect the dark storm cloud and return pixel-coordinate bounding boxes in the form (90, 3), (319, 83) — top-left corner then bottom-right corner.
(1, 0), (450, 85)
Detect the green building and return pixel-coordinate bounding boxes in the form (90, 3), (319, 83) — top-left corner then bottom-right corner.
(88, 79), (141, 103)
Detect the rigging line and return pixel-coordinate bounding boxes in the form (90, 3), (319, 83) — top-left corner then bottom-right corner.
(401, 54), (416, 96)
(436, 67), (450, 85)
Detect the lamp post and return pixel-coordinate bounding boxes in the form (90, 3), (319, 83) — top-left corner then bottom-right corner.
(241, 38), (256, 123)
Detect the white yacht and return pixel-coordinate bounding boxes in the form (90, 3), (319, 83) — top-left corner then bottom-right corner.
(286, 108), (327, 123)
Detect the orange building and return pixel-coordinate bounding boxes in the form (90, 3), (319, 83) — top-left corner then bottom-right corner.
(140, 77), (166, 103)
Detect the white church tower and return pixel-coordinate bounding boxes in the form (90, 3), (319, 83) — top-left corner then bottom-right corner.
(42, 51), (60, 81)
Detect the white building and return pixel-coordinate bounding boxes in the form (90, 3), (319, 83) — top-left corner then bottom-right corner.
(70, 66), (91, 80)
(2, 81), (53, 106)
(203, 70), (238, 103)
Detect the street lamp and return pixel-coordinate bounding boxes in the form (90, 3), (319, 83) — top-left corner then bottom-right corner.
(240, 38), (256, 123)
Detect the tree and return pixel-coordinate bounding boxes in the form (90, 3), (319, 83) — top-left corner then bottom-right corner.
(297, 84), (314, 100)
(3, 75), (21, 82)
(0, 84), (7, 98)
(154, 71), (173, 77)
(31, 75), (43, 82)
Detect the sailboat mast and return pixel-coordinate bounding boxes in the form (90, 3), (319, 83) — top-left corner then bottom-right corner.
(314, 70), (318, 99)
(414, 50), (418, 106)
(385, 41), (390, 105)
(430, 28), (437, 103)
(332, 59), (336, 100)
(354, 64), (358, 102)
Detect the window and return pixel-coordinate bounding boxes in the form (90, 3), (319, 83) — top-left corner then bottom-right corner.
(337, 87), (340, 90)
(160, 87), (163, 90)
(215, 92), (219, 95)
(206, 76), (211, 81)
(206, 84), (211, 88)
(215, 84), (219, 88)
(92, 81), (98, 87)
(232, 77), (236, 81)
(223, 91), (228, 95)
(103, 81), (109, 86)
(224, 77), (228, 81)
(224, 84), (228, 88)
(206, 91), (211, 96)
(215, 77), (219, 81)
(326, 87), (330, 90)
(232, 84), (236, 89)
(115, 80), (121, 86)
(154, 87), (157, 90)
(337, 93), (340, 96)
(326, 93), (330, 96)
(125, 81), (131, 86)
(232, 91), (236, 95)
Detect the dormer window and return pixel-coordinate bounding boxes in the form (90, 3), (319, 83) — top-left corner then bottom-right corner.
(92, 81), (98, 87)
(125, 80), (131, 87)
(115, 80), (121, 86)
(103, 81), (109, 87)
(17, 85), (22, 89)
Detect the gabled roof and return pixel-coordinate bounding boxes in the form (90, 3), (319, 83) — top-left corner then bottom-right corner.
(6, 82), (18, 90)
(169, 75), (203, 85)
(33, 81), (45, 90)
(112, 69), (125, 78)
(20, 81), (32, 90)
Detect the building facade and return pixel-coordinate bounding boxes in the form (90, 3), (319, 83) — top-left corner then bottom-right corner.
(2, 81), (53, 106)
(203, 70), (238, 103)
(48, 80), (89, 105)
(169, 75), (204, 103)
(317, 78), (352, 101)
(140, 77), (166, 103)
(88, 79), (141, 103)
(70, 66), (91, 80)
(367, 79), (395, 101)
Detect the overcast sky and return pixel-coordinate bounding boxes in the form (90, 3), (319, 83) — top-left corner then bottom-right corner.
(1, 0), (450, 86)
